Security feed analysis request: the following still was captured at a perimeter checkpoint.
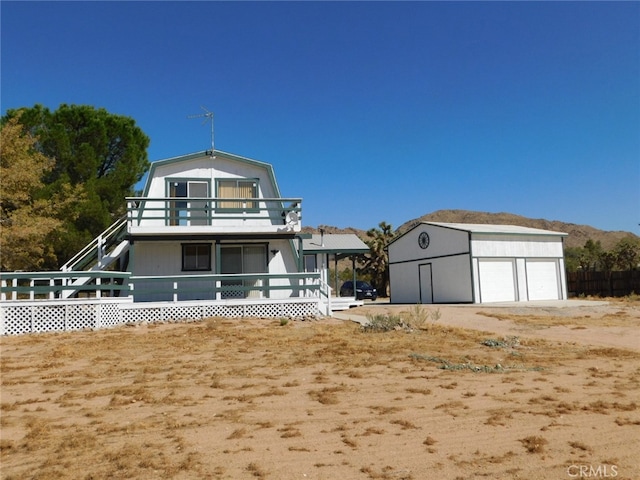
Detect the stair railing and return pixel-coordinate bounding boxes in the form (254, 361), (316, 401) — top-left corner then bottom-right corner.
(60, 216), (128, 272)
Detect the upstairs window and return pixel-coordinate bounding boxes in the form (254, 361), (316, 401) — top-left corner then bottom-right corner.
(217, 179), (258, 211)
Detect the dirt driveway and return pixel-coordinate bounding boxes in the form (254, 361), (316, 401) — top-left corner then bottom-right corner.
(344, 299), (640, 351)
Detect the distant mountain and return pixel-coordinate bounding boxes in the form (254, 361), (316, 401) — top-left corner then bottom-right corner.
(304, 210), (638, 250)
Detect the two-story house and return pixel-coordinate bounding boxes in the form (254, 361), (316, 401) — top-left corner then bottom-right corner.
(127, 149), (305, 302)
(1, 149), (370, 335)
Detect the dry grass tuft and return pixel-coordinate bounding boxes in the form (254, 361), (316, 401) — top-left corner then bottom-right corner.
(308, 385), (346, 405)
(227, 427), (248, 440)
(423, 436), (437, 446)
(246, 462), (268, 478)
(520, 435), (548, 453)
(390, 419), (420, 430)
(569, 441), (593, 452)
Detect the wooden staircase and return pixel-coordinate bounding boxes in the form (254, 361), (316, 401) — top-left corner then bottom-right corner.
(59, 217), (129, 298)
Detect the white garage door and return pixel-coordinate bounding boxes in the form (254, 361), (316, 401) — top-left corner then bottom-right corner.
(527, 260), (559, 300)
(479, 259), (516, 303)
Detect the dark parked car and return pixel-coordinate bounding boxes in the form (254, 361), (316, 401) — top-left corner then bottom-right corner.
(340, 280), (377, 300)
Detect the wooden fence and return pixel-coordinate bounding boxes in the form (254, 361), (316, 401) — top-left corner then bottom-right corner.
(567, 270), (640, 297)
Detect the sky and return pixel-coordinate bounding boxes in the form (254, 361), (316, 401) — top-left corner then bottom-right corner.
(2, 1), (639, 234)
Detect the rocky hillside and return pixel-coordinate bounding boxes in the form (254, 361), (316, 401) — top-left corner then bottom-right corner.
(304, 210), (638, 250)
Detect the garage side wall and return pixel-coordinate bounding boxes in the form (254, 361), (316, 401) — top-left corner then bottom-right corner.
(389, 225), (472, 304)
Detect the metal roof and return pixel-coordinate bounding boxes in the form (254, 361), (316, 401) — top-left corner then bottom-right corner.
(423, 222), (568, 236)
(302, 234), (369, 254)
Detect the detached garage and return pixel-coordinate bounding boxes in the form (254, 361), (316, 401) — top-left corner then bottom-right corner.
(388, 222), (568, 304)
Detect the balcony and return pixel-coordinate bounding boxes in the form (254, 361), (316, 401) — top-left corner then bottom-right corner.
(126, 197), (302, 236)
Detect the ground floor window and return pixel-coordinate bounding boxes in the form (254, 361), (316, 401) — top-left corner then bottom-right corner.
(182, 243), (211, 271)
(304, 254), (317, 272)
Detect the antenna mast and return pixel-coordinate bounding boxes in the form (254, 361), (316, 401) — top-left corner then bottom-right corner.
(187, 106), (215, 155)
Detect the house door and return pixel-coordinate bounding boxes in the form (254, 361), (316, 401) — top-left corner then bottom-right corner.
(220, 245), (267, 298)
(169, 181), (209, 226)
(419, 263), (433, 304)
(188, 182), (209, 226)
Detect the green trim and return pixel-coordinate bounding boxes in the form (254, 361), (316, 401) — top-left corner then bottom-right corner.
(215, 242), (220, 274)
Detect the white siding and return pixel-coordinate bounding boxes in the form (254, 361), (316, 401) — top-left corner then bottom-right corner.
(148, 156), (278, 199)
(135, 153), (286, 233)
(133, 241), (184, 276)
(515, 258), (528, 300)
(471, 234), (564, 258)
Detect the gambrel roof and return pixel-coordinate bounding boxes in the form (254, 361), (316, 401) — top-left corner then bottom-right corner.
(142, 149), (283, 197)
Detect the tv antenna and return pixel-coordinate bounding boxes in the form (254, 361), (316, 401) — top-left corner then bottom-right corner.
(188, 106), (215, 155)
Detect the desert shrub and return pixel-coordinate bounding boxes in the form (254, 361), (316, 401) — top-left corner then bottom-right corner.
(363, 314), (406, 332)
(482, 336), (520, 348)
(403, 305), (441, 331)
(364, 306), (442, 333)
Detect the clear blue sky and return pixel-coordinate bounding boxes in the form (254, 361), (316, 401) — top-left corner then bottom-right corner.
(2, 1), (639, 233)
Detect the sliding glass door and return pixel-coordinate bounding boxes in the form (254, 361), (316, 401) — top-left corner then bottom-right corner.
(168, 180), (209, 226)
(220, 245), (267, 298)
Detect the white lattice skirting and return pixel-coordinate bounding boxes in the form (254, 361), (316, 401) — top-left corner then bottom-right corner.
(0, 298), (321, 336)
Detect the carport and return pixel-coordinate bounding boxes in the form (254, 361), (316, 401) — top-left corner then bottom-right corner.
(302, 231), (370, 297)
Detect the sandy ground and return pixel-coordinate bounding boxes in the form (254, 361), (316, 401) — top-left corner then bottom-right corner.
(1, 299), (639, 480)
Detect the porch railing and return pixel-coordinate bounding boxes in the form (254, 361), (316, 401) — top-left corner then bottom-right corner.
(1, 271), (322, 302)
(1, 271), (131, 301)
(126, 197), (302, 227)
(129, 272), (321, 301)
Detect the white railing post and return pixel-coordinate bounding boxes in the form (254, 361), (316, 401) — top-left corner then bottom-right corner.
(97, 235), (104, 267)
(173, 282), (178, 302)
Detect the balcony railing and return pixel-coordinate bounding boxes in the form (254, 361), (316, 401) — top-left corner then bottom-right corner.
(126, 197), (302, 230)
